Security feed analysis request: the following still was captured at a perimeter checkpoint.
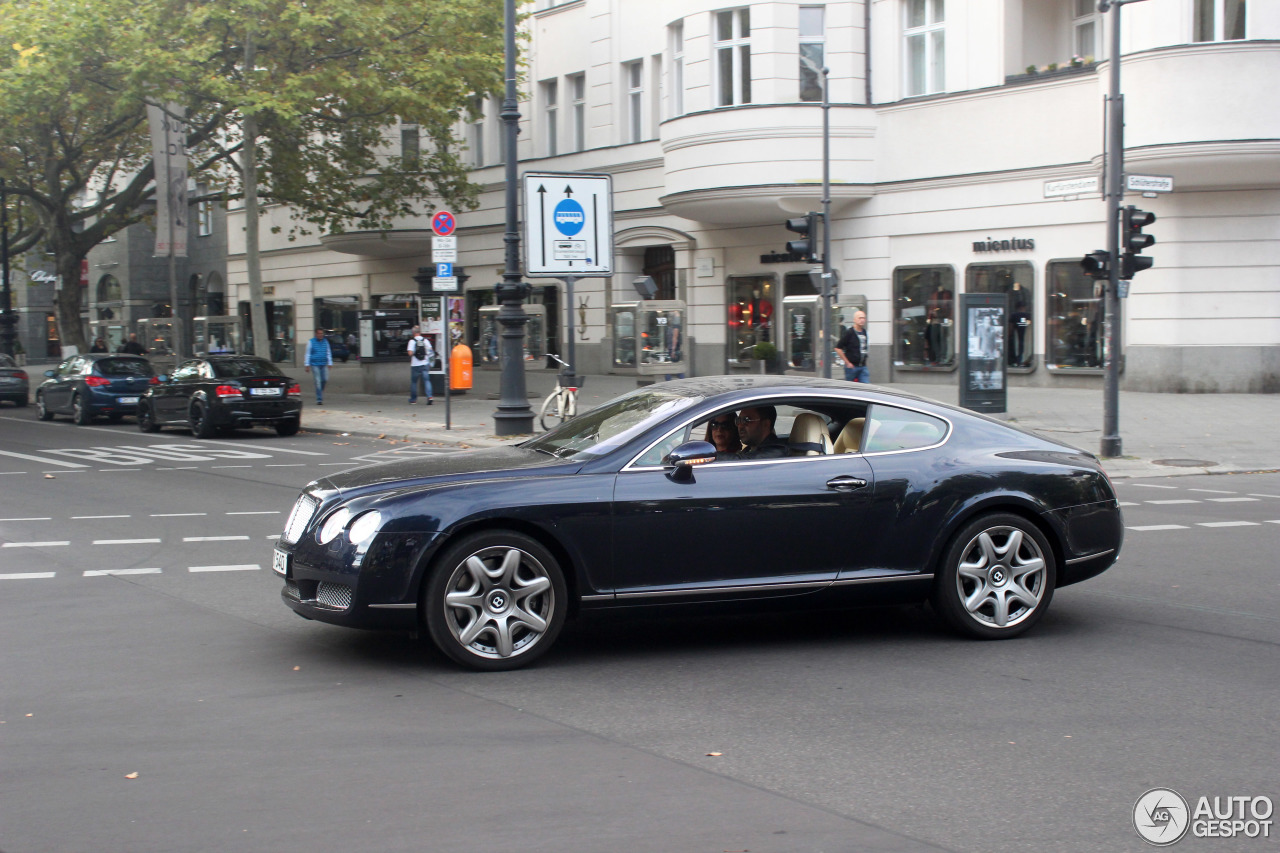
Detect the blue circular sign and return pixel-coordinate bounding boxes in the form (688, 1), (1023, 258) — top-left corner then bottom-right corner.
(432, 210), (456, 236)
(553, 199), (585, 237)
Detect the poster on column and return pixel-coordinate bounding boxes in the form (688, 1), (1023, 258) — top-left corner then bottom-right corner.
(958, 293), (1008, 414)
(147, 103), (189, 257)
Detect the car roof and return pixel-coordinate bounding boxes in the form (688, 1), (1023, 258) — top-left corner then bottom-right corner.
(654, 374), (935, 405)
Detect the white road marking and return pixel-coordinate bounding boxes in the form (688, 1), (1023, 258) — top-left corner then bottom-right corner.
(183, 536), (249, 542)
(265, 463), (305, 468)
(44, 470), (85, 474)
(84, 568), (162, 577)
(0, 517), (51, 522)
(1249, 494), (1280, 499)
(1188, 488), (1235, 494)
(1197, 521), (1260, 528)
(156, 466), (199, 470)
(226, 511), (280, 515)
(2, 541), (69, 548)
(319, 462), (352, 466)
(1268, 520), (1280, 525)
(98, 468), (142, 472)
(1207, 497), (1259, 502)
(1117, 501), (1140, 507)
(265, 534), (280, 540)
(0, 471), (28, 475)
(0, 572), (56, 580)
(72, 514), (132, 519)
(211, 465), (252, 469)
(203, 439), (327, 456)
(93, 538), (161, 545)
(1127, 483), (1178, 489)
(152, 512), (206, 517)
(189, 564), (260, 573)
(0, 449), (89, 468)
(1147, 500), (1200, 505)
(1126, 525), (1189, 531)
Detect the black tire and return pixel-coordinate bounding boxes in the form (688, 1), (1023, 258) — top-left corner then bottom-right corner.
(16, 396), (28, 407)
(932, 513), (1056, 640)
(72, 393), (92, 425)
(190, 402), (217, 439)
(137, 402), (161, 433)
(107, 413), (124, 424)
(424, 530), (568, 671)
(275, 418), (300, 437)
(36, 393), (53, 420)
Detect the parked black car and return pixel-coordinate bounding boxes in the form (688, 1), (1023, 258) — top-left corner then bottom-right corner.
(0, 353), (29, 406)
(36, 354), (156, 423)
(138, 355), (302, 437)
(274, 376), (1124, 671)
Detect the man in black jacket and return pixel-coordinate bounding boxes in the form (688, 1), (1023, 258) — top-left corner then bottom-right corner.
(718, 405), (788, 460)
(835, 310), (869, 383)
(118, 333), (148, 356)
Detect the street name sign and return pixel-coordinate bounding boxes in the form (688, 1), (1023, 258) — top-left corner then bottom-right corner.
(1126, 174), (1174, 194)
(1044, 176), (1100, 198)
(523, 172), (613, 276)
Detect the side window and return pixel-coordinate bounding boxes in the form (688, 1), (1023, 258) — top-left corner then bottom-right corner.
(864, 404), (947, 453)
(634, 422), (692, 468)
(172, 361), (201, 382)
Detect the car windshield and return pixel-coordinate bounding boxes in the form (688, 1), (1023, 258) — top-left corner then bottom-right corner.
(95, 358), (151, 377)
(524, 388), (701, 461)
(212, 358), (279, 378)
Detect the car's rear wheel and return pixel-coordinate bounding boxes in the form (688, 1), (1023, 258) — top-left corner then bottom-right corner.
(137, 403), (160, 433)
(36, 393), (53, 420)
(425, 531), (567, 671)
(275, 418), (300, 437)
(15, 396), (28, 407)
(72, 393), (92, 425)
(932, 513), (1056, 639)
(190, 402), (217, 439)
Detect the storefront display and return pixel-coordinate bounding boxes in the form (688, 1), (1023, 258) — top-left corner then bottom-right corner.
(967, 262), (1034, 370)
(1046, 260), (1108, 370)
(894, 266), (956, 369)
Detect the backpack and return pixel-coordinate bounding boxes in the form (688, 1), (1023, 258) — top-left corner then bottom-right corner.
(413, 337), (428, 360)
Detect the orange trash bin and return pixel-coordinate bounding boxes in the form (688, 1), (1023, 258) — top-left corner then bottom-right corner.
(450, 343), (473, 391)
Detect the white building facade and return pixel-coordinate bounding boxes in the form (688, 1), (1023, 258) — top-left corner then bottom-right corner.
(226, 0), (1280, 392)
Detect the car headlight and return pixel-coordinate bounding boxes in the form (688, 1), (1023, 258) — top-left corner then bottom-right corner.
(347, 511), (382, 546)
(317, 507), (352, 544)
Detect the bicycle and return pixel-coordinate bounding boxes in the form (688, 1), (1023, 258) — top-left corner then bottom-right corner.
(539, 354), (579, 431)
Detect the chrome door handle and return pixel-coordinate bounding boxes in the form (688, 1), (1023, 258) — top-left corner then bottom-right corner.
(826, 476), (867, 491)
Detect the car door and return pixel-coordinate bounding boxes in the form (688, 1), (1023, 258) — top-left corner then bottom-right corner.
(610, 418), (885, 600)
(157, 360), (202, 421)
(46, 357), (79, 412)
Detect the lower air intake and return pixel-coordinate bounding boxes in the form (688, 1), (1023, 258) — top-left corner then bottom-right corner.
(316, 582), (353, 610)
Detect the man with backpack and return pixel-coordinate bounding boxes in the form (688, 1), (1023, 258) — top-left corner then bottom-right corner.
(407, 326), (434, 405)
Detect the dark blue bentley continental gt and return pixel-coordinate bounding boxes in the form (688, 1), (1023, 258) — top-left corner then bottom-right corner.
(274, 377), (1123, 670)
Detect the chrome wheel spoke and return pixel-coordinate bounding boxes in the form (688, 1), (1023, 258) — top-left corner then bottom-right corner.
(954, 524), (1048, 630)
(444, 544), (556, 660)
(458, 611), (495, 646)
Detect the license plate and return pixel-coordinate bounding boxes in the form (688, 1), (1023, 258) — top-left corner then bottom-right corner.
(250, 387), (283, 396)
(117, 396), (139, 404)
(272, 548), (291, 577)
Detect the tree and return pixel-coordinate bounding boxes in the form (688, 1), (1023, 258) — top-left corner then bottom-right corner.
(0, 0), (503, 353)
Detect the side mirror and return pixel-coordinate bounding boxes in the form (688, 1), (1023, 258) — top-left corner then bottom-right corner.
(663, 440), (717, 482)
(44, 369), (56, 378)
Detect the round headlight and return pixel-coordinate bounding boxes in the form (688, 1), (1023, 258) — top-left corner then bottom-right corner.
(347, 510), (382, 546)
(317, 507), (352, 544)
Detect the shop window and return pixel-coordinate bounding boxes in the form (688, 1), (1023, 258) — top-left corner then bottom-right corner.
(239, 300), (296, 364)
(372, 293), (420, 312)
(727, 275), (776, 365)
(893, 266), (955, 369)
(1046, 260), (1108, 369)
(315, 296), (361, 340)
(966, 262), (1034, 370)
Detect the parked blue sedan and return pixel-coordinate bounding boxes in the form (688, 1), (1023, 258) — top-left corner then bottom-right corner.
(0, 353), (29, 406)
(36, 354), (157, 424)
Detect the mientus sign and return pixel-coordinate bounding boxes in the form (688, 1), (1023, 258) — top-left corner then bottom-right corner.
(972, 237), (1035, 253)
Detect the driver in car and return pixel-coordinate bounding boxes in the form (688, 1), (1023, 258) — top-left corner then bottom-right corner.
(718, 405), (788, 460)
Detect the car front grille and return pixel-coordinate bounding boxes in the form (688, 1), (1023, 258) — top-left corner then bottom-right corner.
(315, 583), (353, 610)
(282, 494), (319, 544)
(284, 580), (300, 600)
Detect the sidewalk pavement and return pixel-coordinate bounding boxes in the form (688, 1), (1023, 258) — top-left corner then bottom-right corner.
(292, 364), (1280, 480)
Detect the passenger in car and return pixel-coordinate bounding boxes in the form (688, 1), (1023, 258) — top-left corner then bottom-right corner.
(719, 406), (788, 460)
(704, 413), (742, 455)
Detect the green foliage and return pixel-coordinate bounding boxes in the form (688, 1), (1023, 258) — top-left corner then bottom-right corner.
(752, 342), (778, 362)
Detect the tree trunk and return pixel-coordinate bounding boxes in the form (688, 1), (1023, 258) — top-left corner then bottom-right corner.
(53, 253), (88, 355)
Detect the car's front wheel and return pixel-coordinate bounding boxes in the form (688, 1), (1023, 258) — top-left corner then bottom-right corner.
(71, 393), (92, 425)
(932, 513), (1056, 639)
(425, 531), (567, 671)
(190, 402), (217, 439)
(36, 393), (53, 421)
(137, 402), (160, 433)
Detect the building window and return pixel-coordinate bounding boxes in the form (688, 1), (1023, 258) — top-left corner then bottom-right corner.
(966, 262), (1035, 370)
(1072, 0), (1098, 60)
(625, 61), (644, 143)
(468, 98), (485, 168)
(893, 266), (955, 368)
(714, 8), (752, 107)
(904, 0), (945, 97)
(727, 274), (776, 365)
(197, 200), (212, 237)
(1195, 0), (1246, 42)
(799, 6), (825, 102)
(570, 73), (586, 151)
(541, 79), (558, 156)
(670, 22), (685, 116)
(1046, 261), (1107, 369)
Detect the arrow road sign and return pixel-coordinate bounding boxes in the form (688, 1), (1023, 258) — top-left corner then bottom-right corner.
(523, 172), (613, 276)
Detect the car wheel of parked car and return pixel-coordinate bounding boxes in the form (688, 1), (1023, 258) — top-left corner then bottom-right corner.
(15, 396), (28, 407)
(275, 418), (300, 437)
(932, 513), (1056, 640)
(72, 393), (92, 425)
(137, 403), (160, 433)
(425, 531), (568, 671)
(36, 393), (53, 421)
(190, 402), (217, 439)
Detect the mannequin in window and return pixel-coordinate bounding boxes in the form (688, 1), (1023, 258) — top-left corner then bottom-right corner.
(1009, 282), (1030, 366)
(925, 277), (954, 365)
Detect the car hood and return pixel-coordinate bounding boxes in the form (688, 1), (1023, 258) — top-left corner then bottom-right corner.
(317, 444), (580, 496)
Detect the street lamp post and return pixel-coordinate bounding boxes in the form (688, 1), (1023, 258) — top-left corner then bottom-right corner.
(0, 177), (15, 357)
(819, 65), (833, 379)
(492, 0), (534, 435)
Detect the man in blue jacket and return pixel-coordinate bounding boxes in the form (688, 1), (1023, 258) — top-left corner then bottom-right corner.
(303, 328), (333, 405)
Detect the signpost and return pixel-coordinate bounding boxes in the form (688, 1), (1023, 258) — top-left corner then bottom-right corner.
(430, 211), (458, 426)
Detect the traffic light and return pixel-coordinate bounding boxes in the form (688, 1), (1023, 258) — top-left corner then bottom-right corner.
(1120, 205), (1156, 279)
(1081, 249), (1111, 280)
(785, 213), (820, 262)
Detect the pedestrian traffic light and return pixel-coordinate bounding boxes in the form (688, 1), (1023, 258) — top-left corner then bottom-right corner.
(1081, 249), (1111, 279)
(1120, 205), (1156, 279)
(785, 213), (820, 262)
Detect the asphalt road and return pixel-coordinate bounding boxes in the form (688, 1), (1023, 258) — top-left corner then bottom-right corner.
(1, 407), (1277, 853)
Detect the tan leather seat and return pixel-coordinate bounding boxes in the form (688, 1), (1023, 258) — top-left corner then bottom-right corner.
(833, 417), (865, 453)
(787, 413), (833, 456)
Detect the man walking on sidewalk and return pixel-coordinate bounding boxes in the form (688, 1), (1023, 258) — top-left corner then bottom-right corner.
(408, 326), (434, 405)
(303, 327), (333, 405)
(836, 310), (870, 383)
